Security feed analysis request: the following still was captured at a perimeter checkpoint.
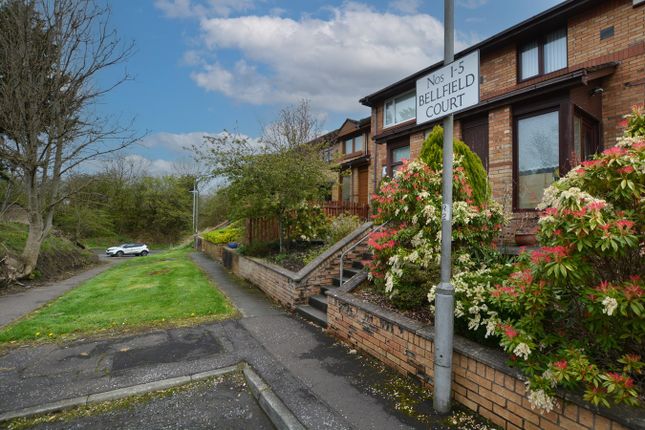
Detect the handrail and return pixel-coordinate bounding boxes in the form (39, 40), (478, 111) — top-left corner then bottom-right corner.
(339, 221), (390, 286)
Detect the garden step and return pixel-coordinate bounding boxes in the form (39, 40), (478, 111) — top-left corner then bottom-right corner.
(295, 305), (327, 328)
(308, 294), (327, 312)
(352, 260), (367, 269)
(320, 285), (337, 294)
(332, 276), (353, 287)
(341, 267), (361, 277)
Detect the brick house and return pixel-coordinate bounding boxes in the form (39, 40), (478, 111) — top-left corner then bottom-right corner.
(359, 0), (644, 240)
(328, 117), (373, 206)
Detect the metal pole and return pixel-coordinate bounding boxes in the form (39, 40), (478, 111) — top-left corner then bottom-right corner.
(191, 180), (196, 235)
(433, 0), (455, 414)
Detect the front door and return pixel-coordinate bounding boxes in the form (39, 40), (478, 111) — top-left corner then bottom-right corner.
(357, 166), (369, 205)
(461, 115), (489, 171)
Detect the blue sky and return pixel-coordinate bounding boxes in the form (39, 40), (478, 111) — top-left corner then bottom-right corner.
(98, 0), (562, 174)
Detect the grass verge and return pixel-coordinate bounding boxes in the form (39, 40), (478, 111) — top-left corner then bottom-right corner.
(0, 246), (235, 344)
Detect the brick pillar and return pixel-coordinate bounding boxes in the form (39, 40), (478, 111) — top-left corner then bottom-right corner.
(488, 106), (513, 209)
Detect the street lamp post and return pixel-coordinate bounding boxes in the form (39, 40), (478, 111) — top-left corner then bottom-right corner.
(433, 0), (456, 414)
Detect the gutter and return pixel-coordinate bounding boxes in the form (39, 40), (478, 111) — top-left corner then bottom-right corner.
(372, 63), (618, 143)
(359, 0), (604, 106)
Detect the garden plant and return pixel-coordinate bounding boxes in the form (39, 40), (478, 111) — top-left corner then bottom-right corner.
(367, 108), (644, 412)
(368, 127), (506, 310)
(488, 106), (644, 411)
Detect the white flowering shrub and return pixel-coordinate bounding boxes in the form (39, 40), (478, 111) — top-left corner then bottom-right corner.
(489, 113), (645, 411)
(368, 157), (506, 310)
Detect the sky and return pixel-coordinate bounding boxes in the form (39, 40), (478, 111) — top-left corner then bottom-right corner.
(97, 0), (563, 175)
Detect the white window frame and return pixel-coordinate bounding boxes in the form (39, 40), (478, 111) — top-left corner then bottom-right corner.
(383, 90), (416, 128)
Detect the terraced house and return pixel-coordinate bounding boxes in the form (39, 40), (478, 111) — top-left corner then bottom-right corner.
(358, 0), (644, 239)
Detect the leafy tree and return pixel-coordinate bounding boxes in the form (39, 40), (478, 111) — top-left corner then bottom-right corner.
(0, 0), (137, 278)
(194, 100), (334, 252)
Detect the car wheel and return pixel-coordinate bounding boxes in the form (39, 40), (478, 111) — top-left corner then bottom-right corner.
(141, 250), (149, 256)
(116, 251), (124, 257)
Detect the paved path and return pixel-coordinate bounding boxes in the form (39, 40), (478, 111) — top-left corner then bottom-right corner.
(0, 255), (125, 328)
(0, 252), (458, 429)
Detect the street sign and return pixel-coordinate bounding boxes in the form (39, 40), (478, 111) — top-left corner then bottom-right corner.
(416, 50), (479, 125)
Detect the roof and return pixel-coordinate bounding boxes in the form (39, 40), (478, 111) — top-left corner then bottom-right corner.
(360, 0), (604, 106)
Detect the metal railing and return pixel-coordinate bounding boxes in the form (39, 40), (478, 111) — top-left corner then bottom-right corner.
(339, 221), (389, 286)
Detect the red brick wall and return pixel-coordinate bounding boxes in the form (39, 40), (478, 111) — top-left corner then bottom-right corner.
(200, 229), (371, 309)
(568, 0), (645, 146)
(480, 44), (517, 100)
(327, 294), (632, 430)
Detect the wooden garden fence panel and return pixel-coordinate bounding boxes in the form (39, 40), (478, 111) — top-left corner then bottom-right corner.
(244, 201), (370, 245)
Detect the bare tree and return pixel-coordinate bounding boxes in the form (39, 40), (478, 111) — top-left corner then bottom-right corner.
(0, 0), (138, 278)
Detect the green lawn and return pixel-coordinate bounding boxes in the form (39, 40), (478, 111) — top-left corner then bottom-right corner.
(0, 247), (236, 343)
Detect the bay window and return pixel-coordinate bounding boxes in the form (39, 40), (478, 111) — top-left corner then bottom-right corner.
(515, 110), (560, 209)
(389, 144), (410, 175)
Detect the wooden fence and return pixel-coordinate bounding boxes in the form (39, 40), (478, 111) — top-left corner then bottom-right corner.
(244, 201), (370, 245)
(321, 201), (370, 219)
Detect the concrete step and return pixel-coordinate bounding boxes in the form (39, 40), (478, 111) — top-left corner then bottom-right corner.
(320, 285), (337, 294)
(352, 260), (366, 269)
(308, 294), (327, 312)
(341, 267), (361, 278)
(332, 276), (353, 287)
(295, 305), (327, 328)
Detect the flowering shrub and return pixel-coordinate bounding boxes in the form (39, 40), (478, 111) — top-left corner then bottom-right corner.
(368, 155), (505, 310)
(621, 104), (645, 138)
(285, 201), (330, 242)
(486, 115), (645, 411)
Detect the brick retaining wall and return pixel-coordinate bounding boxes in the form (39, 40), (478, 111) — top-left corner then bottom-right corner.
(326, 285), (643, 430)
(200, 222), (373, 309)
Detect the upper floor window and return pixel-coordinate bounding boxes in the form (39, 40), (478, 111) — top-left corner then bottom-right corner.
(343, 133), (365, 154)
(322, 146), (334, 163)
(384, 91), (416, 127)
(519, 29), (567, 81)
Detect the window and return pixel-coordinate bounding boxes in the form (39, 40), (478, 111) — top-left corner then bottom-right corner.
(519, 29), (567, 81)
(384, 91), (416, 127)
(573, 111), (599, 164)
(389, 145), (410, 175)
(516, 110), (559, 209)
(322, 147), (334, 163)
(343, 134), (365, 155)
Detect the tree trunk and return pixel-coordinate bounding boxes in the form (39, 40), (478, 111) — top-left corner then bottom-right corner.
(278, 218), (285, 253)
(19, 212), (48, 278)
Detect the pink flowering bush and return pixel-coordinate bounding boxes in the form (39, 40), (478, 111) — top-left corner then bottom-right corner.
(368, 157), (505, 309)
(489, 111), (644, 411)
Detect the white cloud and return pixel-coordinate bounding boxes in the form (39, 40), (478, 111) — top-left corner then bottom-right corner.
(457, 0), (488, 9)
(389, 0), (421, 14)
(190, 3), (469, 112)
(122, 154), (176, 176)
(141, 131), (210, 152)
(154, 0), (255, 18)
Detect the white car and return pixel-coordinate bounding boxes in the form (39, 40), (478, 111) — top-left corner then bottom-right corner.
(106, 243), (149, 257)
